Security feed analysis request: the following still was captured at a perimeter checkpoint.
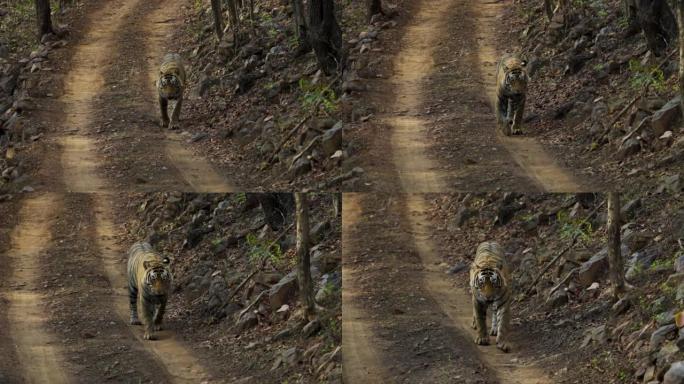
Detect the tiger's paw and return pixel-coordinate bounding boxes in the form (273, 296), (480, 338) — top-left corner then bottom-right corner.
(160, 119), (169, 129)
(496, 340), (510, 353)
(511, 125), (523, 135)
(143, 331), (156, 341)
(153, 324), (163, 331)
(130, 317), (142, 325)
(475, 336), (490, 346)
(490, 328), (498, 336)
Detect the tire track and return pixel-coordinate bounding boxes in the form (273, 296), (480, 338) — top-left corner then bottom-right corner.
(341, 194), (390, 382)
(3, 194), (70, 383)
(404, 194), (551, 384)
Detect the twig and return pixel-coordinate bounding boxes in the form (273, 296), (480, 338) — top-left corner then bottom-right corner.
(310, 167), (364, 191)
(524, 200), (606, 296)
(548, 267), (578, 296)
(267, 74), (341, 164)
(290, 135), (321, 167)
(237, 290), (267, 319)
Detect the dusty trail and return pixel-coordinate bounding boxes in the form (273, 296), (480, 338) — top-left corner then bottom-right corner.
(474, 0), (581, 192)
(3, 194), (70, 383)
(57, 0), (233, 192)
(93, 195), (217, 383)
(405, 194), (551, 384)
(341, 194), (390, 383)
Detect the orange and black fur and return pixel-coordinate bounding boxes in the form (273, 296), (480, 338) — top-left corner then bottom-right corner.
(127, 242), (172, 340)
(470, 241), (511, 352)
(157, 53), (186, 130)
(495, 55), (528, 136)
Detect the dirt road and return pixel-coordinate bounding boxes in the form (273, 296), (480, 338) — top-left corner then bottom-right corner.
(365, 0), (589, 192)
(342, 193), (553, 383)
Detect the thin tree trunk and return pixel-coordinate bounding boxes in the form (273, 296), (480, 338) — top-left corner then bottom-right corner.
(332, 194), (341, 217)
(210, 0), (223, 39)
(228, 0), (240, 46)
(678, 0), (684, 114)
(607, 193), (625, 298)
(544, 0), (553, 21)
(35, 0), (54, 40)
(308, 0), (343, 75)
(635, 0), (677, 56)
(368, 0), (383, 21)
(295, 193), (315, 317)
(292, 0), (310, 52)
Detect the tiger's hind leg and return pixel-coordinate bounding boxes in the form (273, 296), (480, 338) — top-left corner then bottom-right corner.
(153, 297), (167, 332)
(129, 284), (142, 325)
(169, 95), (182, 130)
(511, 96), (525, 135)
(473, 296), (489, 345)
(159, 95), (170, 129)
(495, 300), (511, 352)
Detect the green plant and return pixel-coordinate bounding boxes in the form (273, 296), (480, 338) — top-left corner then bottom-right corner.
(245, 233), (283, 266)
(557, 210), (595, 244)
(232, 192), (247, 206)
(628, 59), (666, 92)
(298, 78), (338, 113)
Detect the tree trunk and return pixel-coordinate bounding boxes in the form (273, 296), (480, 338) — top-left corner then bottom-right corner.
(332, 194), (342, 217)
(543, 0), (553, 22)
(308, 0), (343, 75)
(635, 0), (677, 56)
(292, 0), (310, 53)
(607, 193), (625, 298)
(295, 193), (315, 317)
(678, 0), (684, 114)
(227, 0), (240, 46)
(257, 194), (294, 231)
(368, 0), (383, 21)
(210, 0), (223, 39)
(35, 0), (54, 40)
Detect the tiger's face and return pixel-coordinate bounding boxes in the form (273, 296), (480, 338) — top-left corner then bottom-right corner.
(159, 74), (181, 97)
(475, 269), (502, 299)
(504, 60), (528, 95)
(142, 259), (172, 296)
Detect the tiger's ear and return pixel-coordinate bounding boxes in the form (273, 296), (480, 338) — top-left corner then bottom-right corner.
(143, 261), (152, 269)
(162, 257), (170, 264)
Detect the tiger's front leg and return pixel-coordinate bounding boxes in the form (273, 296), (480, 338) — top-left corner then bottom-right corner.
(169, 95), (182, 130)
(129, 285), (142, 325)
(159, 95), (170, 129)
(496, 95), (512, 136)
(473, 297), (489, 345)
(153, 297), (166, 332)
(140, 296), (156, 340)
(511, 96), (525, 135)
(490, 303), (498, 336)
(495, 302), (511, 352)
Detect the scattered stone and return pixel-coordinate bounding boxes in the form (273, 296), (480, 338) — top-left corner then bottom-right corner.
(269, 272), (297, 310)
(664, 361), (684, 384)
(651, 324), (677, 350)
(320, 121), (343, 157)
(448, 262), (468, 274)
(651, 96), (682, 136)
(546, 289), (568, 308)
(578, 245), (629, 285)
(290, 157), (311, 177)
(189, 132), (208, 143)
(235, 311), (258, 332)
(618, 138), (641, 160)
(612, 297), (631, 316)
(620, 198), (642, 220)
(302, 319), (321, 338)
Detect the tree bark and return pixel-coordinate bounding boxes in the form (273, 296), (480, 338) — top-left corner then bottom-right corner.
(308, 0), (343, 75)
(678, 0), (684, 114)
(210, 0), (223, 39)
(227, 0), (240, 45)
(332, 194), (342, 217)
(607, 193), (625, 298)
(35, 0), (54, 40)
(257, 193), (294, 231)
(292, 0), (311, 53)
(634, 0), (677, 56)
(295, 193), (315, 317)
(368, 0), (383, 21)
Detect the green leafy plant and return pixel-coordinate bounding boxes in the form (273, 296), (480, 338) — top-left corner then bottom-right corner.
(298, 78), (338, 113)
(628, 59), (666, 92)
(245, 233), (283, 265)
(557, 210), (595, 244)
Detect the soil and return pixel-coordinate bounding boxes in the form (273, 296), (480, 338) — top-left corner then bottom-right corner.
(342, 193), (555, 383)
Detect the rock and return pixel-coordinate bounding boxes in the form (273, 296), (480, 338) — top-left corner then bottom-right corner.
(235, 311), (258, 332)
(454, 206), (475, 227)
(578, 246), (617, 285)
(651, 96), (682, 136)
(677, 333), (684, 351)
(621, 198), (642, 220)
(269, 272), (298, 310)
(290, 157), (311, 177)
(612, 297), (631, 316)
(281, 347), (301, 367)
(675, 211), (684, 241)
(618, 138), (641, 160)
(448, 262), (468, 274)
(320, 121), (343, 157)
(273, 328), (293, 341)
(651, 324), (677, 350)
(310, 220), (331, 243)
(657, 174), (682, 194)
(190, 132), (208, 143)
(546, 289), (568, 308)
(626, 247), (662, 280)
(664, 361), (684, 384)
(302, 319), (321, 338)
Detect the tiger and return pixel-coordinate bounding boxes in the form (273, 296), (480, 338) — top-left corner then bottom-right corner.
(127, 241), (172, 340)
(470, 241), (511, 352)
(157, 53), (186, 130)
(495, 55), (528, 136)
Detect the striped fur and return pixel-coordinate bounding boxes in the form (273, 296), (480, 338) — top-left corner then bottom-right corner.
(157, 53), (186, 129)
(470, 241), (511, 352)
(495, 55), (528, 136)
(127, 242), (172, 340)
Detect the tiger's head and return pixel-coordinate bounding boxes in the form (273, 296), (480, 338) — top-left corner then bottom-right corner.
(474, 268), (503, 300)
(503, 57), (528, 95)
(142, 258), (172, 296)
(158, 74), (182, 98)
